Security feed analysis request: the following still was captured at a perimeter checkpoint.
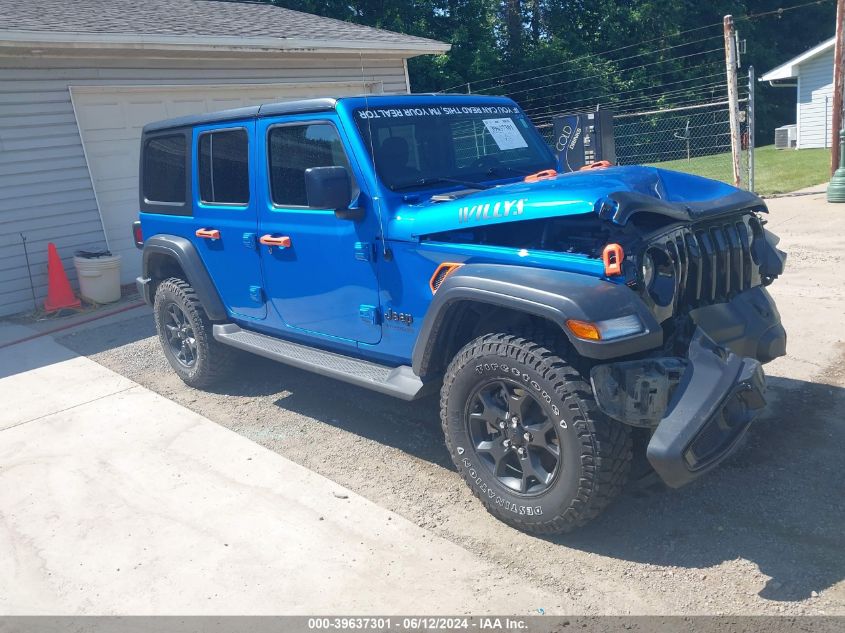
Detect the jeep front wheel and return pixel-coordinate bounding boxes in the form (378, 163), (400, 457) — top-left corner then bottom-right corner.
(440, 333), (631, 533)
(153, 277), (235, 388)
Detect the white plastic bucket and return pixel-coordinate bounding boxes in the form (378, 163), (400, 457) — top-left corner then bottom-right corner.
(73, 254), (122, 304)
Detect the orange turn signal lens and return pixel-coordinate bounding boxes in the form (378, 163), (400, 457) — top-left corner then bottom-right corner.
(566, 319), (601, 340)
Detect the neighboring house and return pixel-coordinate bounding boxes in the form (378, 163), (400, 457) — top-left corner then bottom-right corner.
(760, 36), (835, 150)
(0, 0), (449, 317)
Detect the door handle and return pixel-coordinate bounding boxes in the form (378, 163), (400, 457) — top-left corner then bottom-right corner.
(196, 228), (221, 240)
(259, 234), (292, 250)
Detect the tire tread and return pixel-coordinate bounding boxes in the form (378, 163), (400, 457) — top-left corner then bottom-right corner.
(153, 277), (236, 388)
(440, 332), (632, 534)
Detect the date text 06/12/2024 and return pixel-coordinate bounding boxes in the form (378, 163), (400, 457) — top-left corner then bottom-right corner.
(307, 617), (530, 630)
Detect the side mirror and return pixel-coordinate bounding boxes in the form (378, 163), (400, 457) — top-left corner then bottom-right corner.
(304, 166), (363, 221)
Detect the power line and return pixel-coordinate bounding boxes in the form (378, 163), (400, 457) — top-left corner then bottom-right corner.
(529, 82), (729, 122)
(516, 61), (724, 113)
(739, 0), (833, 21)
(440, 23), (725, 92)
(502, 47), (724, 100)
(471, 34), (724, 95)
(520, 70), (725, 117)
(519, 61), (723, 113)
(528, 85), (734, 126)
(531, 81), (749, 123)
(618, 94), (748, 115)
(614, 97), (747, 118)
(440, 0), (834, 94)
(528, 84), (728, 121)
(527, 77), (734, 122)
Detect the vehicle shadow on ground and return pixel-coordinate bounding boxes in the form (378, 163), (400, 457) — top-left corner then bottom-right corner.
(55, 314), (447, 455)
(552, 374), (845, 602)
(204, 352), (844, 602)
(58, 316), (845, 602)
(214, 359), (454, 468)
(216, 354), (845, 603)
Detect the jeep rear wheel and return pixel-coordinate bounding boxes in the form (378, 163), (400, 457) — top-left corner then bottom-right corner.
(153, 277), (235, 388)
(440, 333), (632, 533)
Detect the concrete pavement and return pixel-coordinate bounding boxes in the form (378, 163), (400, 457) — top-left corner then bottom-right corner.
(0, 323), (560, 615)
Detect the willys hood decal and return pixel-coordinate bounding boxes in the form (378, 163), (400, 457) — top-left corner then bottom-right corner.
(387, 165), (765, 241)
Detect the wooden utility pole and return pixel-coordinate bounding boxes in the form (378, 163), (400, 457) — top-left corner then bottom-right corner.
(724, 15), (742, 188)
(831, 0), (844, 176)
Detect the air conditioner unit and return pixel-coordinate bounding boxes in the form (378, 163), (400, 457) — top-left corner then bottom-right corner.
(774, 124), (797, 150)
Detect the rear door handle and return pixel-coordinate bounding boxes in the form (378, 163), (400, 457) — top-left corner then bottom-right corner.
(196, 228), (221, 240)
(259, 234), (292, 250)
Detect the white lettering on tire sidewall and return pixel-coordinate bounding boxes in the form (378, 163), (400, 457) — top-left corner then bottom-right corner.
(461, 457), (543, 516)
(473, 361), (561, 419)
(456, 359), (577, 517)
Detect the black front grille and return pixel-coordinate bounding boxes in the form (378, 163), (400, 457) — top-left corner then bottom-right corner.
(652, 214), (763, 312)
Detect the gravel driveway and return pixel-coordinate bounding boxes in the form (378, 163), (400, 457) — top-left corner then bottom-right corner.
(58, 192), (845, 615)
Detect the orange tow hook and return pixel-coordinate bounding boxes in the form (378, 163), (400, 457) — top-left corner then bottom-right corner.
(602, 243), (624, 277)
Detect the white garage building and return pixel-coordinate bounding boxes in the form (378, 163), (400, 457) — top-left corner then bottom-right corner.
(760, 36), (835, 150)
(0, 0), (448, 316)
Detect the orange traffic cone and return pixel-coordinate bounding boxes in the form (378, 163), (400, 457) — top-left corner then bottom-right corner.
(44, 243), (81, 312)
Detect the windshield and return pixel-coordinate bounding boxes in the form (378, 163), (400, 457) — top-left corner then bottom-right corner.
(354, 103), (556, 191)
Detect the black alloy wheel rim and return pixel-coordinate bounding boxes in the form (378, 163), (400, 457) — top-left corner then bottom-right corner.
(163, 302), (198, 368)
(465, 379), (561, 496)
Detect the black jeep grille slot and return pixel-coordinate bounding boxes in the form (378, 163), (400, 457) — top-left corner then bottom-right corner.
(736, 221), (752, 290)
(654, 215), (760, 312)
(710, 226), (729, 298)
(684, 232), (703, 303)
(725, 223), (743, 294)
(697, 230), (717, 302)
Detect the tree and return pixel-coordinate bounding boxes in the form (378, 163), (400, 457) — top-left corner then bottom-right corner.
(266, 0), (838, 142)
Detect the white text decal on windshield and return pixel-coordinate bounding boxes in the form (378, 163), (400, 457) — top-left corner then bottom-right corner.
(357, 105), (520, 119)
(482, 118), (528, 150)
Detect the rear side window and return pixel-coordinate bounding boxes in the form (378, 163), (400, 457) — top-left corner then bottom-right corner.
(198, 129), (249, 205)
(268, 122), (355, 207)
(143, 134), (186, 204)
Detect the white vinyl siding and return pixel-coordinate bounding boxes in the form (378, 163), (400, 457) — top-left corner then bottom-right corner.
(0, 54), (408, 316)
(73, 81), (382, 281)
(797, 48), (834, 149)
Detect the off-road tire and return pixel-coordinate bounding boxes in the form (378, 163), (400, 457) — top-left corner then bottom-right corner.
(153, 277), (235, 388)
(440, 333), (632, 533)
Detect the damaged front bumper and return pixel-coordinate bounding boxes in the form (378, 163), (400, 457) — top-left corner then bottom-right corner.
(591, 328), (769, 488)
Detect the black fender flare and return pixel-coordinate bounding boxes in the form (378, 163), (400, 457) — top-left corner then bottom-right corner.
(140, 234), (227, 321)
(411, 263), (662, 378)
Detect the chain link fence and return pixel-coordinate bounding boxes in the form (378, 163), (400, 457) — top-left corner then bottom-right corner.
(614, 103), (735, 163)
(531, 73), (754, 189)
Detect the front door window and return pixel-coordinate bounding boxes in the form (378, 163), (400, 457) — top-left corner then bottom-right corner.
(268, 122), (358, 207)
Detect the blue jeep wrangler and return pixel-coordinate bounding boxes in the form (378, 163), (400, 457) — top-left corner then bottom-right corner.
(134, 94), (786, 533)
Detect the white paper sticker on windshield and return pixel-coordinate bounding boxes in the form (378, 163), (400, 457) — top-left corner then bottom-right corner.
(482, 118), (528, 150)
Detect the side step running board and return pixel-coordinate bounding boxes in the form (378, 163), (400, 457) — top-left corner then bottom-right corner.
(213, 323), (429, 401)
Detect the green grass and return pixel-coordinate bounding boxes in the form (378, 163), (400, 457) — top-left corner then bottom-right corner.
(647, 145), (831, 195)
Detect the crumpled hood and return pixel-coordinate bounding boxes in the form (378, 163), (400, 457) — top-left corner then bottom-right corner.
(388, 165), (765, 241)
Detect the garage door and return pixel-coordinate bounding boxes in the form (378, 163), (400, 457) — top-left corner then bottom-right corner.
(70, 81), (380, 284)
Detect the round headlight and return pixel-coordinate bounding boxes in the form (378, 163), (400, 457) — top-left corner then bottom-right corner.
(641, 252), (655, 288)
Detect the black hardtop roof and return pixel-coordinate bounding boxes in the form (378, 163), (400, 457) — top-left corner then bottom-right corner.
(142, 98), (337, 134)
(141, 93), (513, 134)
